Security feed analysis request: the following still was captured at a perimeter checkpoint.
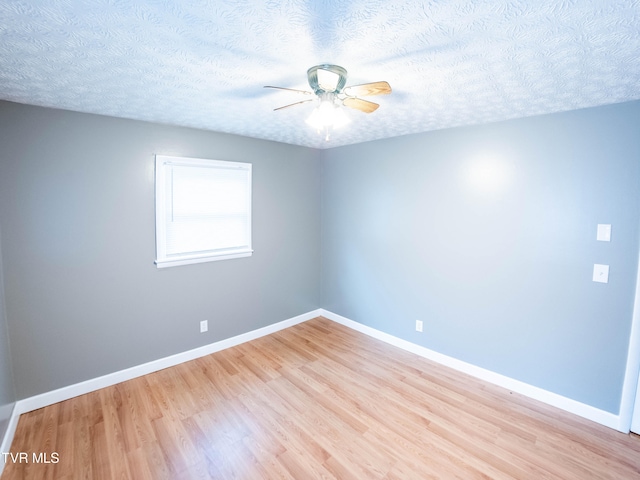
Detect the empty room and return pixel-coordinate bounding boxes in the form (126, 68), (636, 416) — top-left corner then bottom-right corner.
(1, 1), (640, 478)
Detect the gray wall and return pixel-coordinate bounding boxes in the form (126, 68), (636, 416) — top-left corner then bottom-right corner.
(0, 227), (16, 443)
(1, 98), (639, 415)
(321, 101), (640, 414)
(0, 101), (321, 399)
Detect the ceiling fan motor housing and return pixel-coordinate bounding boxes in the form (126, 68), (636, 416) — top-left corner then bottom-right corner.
(307, 64), (348, 94)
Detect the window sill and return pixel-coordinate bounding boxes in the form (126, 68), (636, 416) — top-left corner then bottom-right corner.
(155, 250), (253, 268)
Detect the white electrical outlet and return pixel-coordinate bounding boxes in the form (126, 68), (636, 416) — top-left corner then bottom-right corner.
(200, 320), (208, 333)
(415, 320), (423, 332)
(593, 264), (609, 283)
(596, 224), (611, 242)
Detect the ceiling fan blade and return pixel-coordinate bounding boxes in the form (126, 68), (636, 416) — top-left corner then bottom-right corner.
(343, 81), (392, 97)
(264, 86), (313, 95)
(343, 97), (379, 113)
(317, 68), (340, 92)
(273, 99), (314, 111)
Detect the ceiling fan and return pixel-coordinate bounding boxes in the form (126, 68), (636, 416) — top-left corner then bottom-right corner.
(264, 64), (392, 139)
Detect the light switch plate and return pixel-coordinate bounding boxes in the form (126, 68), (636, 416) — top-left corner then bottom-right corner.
(597, 224), (611, 242)
(593, 264), (609, 283)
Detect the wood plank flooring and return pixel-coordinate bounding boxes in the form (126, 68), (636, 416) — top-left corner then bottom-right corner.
(2, 316), (640, 479)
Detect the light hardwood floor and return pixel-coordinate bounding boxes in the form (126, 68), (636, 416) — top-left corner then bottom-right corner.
(2, 316), (640, 479)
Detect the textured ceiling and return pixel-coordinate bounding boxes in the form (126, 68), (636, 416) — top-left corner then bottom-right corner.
(1, 1), (639, 149)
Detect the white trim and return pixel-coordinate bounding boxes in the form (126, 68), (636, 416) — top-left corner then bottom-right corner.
(621, 244), (640, 433)
(154, 155), (253, 269)
(0, 403), (20, 476)
(155, 250), (253, 268)
(14, 309), (322, 415)
(319, 309), (622, 431)
(632, 378), (640, 433)
(2, 305), (627, 462)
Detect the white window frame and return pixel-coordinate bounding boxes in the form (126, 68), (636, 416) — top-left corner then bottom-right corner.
(155, 155), (253, 268)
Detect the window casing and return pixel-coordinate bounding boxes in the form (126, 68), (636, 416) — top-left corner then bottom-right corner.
(155, 155), (252, 268)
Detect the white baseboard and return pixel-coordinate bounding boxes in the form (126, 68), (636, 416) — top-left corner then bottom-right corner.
(1, 305), (624, 462)
(2, 310), (321, 462)
(319, 309), (622, 432)
(0, 402), (20, 476)
(12, 309), (322, 417)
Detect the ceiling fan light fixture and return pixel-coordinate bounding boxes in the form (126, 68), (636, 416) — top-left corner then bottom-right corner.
(305, 94), (351, 136)
(331, 106), (351, 129)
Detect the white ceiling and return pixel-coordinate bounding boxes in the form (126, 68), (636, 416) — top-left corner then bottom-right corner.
(1, 0), (639, 149)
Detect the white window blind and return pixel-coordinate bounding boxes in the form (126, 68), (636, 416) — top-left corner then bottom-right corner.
(155, 155), (252, 268)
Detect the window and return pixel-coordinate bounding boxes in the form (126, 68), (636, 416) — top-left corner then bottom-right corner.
(155, 155), (252, 268)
